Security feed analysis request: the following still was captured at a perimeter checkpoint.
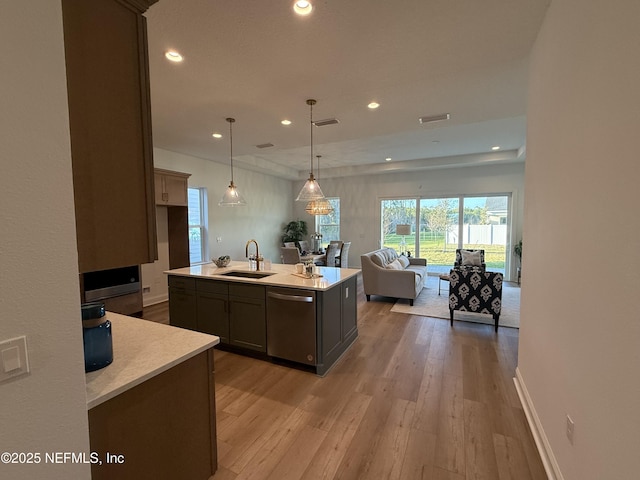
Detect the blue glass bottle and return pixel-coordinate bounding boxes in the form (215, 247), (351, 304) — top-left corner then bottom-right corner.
(81, 302), (113, 372)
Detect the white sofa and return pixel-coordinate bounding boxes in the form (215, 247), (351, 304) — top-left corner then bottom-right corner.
(360, 248), (428, 306)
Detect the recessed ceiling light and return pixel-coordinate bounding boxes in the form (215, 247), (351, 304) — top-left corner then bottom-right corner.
(165, 50), (183, 62)
(368, 102), (380, 110)
(385, 157), (392, 162)
(491, 145), (501, 150)
(293, 1), (313, 16)
(212, 133), (222, 139)
(281, 119), (292, 126)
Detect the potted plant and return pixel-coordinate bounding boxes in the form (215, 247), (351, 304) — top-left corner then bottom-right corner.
(514, 240), (522, 285)
(282, 220), (308, 247)
(514, 240), (522, 265)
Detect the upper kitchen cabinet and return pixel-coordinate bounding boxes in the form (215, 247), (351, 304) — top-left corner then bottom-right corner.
(155, 169), (190, 206)
(62, 0), (159, 274)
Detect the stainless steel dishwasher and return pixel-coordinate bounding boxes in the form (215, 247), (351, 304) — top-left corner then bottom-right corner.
(266, 287), (316, 365)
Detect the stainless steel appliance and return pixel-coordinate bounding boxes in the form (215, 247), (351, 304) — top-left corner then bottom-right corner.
(266, 287), (316, 365)
(82, 265), (142, 316)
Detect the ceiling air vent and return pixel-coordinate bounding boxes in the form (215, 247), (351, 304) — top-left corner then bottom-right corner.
(418, 113), (450, 124)
(313, 118), (340, 127)
(255, 143), (274, 149)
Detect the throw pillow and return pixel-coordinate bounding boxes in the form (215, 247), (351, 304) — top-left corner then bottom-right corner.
(398, 256), (410, 268)
(461, 249), (482, 266)
(385, 259), (403, 270)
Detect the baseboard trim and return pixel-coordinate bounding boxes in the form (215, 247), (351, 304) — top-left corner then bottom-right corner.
(513, 367), (563, 480)
(142, 294), (168, 308)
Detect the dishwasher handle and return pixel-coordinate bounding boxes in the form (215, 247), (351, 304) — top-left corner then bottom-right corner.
(267, 291), (314, 303)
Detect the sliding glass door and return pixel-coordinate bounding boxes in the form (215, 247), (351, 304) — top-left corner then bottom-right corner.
(418, 197), (460, 272)
(381, 195), (510, 275)
(461, 196), (508, 272)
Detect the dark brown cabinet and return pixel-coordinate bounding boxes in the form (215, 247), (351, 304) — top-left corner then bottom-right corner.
(196, 280), (230, 344)
(62, 0), (158, 273)
(168, 276), (197, 331)
(166, 274), (358, 374)
(89, 349), (217, 480)
(154, 169), (192, 269)
(229, 284), (267, 353)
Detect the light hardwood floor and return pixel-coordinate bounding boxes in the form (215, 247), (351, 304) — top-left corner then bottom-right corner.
(142, 278), (545, 480)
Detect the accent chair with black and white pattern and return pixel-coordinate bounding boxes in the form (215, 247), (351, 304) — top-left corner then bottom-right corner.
(448, 267), (503, 331)
(454, 248), (486, 272)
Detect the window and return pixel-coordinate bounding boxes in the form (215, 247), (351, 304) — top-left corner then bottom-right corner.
(315, 198), (340, 243)
(381, 194), (511, 275)
(188, 187), (208, 264)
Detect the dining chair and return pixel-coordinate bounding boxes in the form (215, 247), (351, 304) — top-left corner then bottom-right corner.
(283, 242), (296, 248)
(298, 240), (310, 253)
(319, 242), (340, 267)
(336, 241), (351, 268)
(280, 246), (302, 264)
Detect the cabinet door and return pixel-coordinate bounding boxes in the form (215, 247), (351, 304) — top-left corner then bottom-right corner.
(164, 174), (188, 206)
(154, 173), (166, 204)
(62, 0), (157, 273)
(169, 287), (197, 330)
(154, 170), (190, 206)
(197, 292), (229, 344)
(229, 296), (266, 352)
(319, 287), (342, 361)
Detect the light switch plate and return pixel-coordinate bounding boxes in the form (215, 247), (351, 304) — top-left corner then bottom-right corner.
(0, 336), (29, 383)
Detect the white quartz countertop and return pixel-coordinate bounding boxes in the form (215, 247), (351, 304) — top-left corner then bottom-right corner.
(85, 312), (219, 409)
(165, 261), (360, 291)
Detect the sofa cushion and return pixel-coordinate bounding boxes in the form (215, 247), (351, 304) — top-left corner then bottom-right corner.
(406, 265), (426, 279)
(370, 252), (386, 267)
(386, 259), (403, 270)
(461, 249), (482, 266)
(398, 255), (410, 268)
(382, 249), (397, 264)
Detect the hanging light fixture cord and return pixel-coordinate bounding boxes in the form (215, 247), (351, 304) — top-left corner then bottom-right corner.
(226, 117), (235, 184)
(307, 99), (316, 177)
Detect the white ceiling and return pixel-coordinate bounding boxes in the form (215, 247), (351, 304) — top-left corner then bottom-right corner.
(145, 0), (550, 180)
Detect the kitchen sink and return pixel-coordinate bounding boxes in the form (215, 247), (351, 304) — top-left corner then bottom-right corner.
(217, 271), (276, 279)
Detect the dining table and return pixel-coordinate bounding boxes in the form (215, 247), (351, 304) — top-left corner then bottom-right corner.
(301, 249), (340, 265)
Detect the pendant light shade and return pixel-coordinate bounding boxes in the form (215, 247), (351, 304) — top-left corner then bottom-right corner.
(305, 198), (333, 215)
(219, 117), (246, 206)
(306, 155), (334, 215)
(296, 99), (325, 202)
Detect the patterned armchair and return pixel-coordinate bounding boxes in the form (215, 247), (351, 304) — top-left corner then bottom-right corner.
(454, 248), (486, 273)
(448, 268), (503, 331)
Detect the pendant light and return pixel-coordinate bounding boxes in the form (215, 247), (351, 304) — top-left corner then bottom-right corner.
(296, 99), (325, 202)
(306, 155), (334, 215)
(219, 117), (246, 206)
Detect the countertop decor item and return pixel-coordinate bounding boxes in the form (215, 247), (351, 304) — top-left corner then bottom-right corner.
(213, 255), (231, 267)
(81, 302), (113, 373)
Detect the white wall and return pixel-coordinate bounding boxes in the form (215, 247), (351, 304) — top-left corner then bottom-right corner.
(142, 148), (293, 303)
(0, 2), (91, 479)
(293, 162), (525, 276)
(517, 0), (640, 478)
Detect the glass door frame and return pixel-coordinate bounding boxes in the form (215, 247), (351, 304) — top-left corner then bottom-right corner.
(380, 193), (514, 278)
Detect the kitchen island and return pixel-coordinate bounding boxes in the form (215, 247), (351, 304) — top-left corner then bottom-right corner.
(165, 261), (360, 375)
(86, 313), (219, 480)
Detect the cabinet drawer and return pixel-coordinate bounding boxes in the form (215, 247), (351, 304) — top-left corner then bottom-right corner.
(196, 279), (228, 295)
(168, 276), (196, 290)
(229, 283), (265, 299)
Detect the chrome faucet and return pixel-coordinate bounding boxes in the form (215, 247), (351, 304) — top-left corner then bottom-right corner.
(245, 239), (263, 270)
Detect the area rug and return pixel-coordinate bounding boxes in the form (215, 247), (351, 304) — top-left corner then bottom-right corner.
(390, 275), (521, 328)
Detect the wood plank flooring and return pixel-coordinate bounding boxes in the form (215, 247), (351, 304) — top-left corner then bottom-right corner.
(141, 278), (545, 480)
